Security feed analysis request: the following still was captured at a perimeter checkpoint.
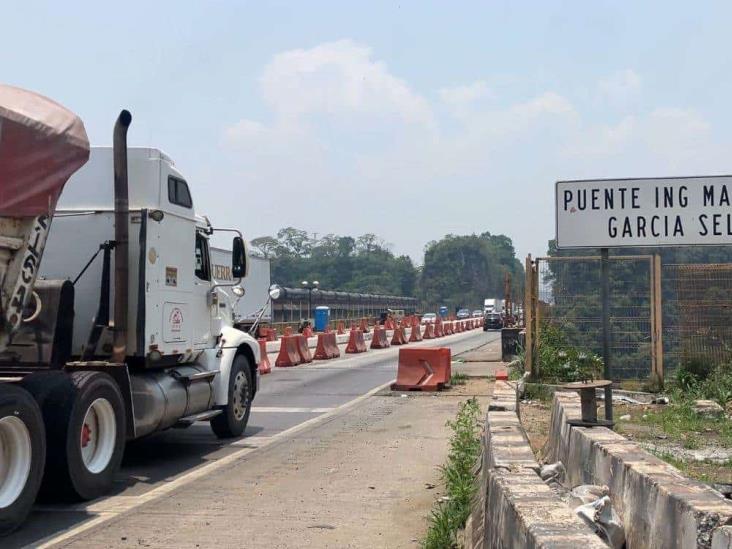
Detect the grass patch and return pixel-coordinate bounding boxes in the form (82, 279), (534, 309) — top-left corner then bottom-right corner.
(649, 449), (732, 484)
(524, 383), (554, 402)
(423, 398), (482, 549)
(637, 400), (732, 448)
(450, 373), (468, 386)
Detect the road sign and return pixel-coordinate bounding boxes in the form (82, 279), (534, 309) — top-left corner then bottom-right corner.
(556, 175), (732, 248)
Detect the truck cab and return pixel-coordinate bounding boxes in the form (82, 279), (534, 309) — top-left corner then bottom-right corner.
(0, 107), (260, 537)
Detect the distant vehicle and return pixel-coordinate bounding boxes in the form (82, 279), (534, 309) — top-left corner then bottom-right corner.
(438, 306), (449, 318)
(484, 312), (504, 330)
(483, 298), (504, 314)
(456, 308), (471, 319)
(471, 309), (483, 318)
(422, 313), (437, 324)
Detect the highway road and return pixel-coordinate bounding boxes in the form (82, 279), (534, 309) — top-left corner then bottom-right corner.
(7, 328), (498, 548)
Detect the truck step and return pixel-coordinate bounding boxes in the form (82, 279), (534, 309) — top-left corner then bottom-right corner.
(172, 370), (219, 384)
(174, 409), (222, 427)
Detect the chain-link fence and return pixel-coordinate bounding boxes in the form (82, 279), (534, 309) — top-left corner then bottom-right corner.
(534, 256), (654, 380)
(663, 263), (732, 375)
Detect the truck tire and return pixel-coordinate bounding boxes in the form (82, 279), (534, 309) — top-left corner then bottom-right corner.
(32, 371), (126, 501)
(211, 354), (252, 438)
(0, 384), (45, 536)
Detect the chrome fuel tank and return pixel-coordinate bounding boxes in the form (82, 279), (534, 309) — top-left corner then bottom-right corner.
(130, 365), (215, 438)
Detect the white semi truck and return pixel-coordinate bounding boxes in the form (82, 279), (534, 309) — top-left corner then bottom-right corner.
(211, 249), (272, 329)
(0, 86), (260, 535)
(483, 298), (505, 314)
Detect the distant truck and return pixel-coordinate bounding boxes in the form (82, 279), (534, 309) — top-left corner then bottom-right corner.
(211, 249), (272, 329)
(0, 87), (260, 535)
(483, 298), (505, 314)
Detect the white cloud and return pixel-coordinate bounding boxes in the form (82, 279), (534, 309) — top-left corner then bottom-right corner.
(439, 81), (491, 106)
(220, 47), (728, 262)
(257, 39), (434, 128)
(597, 69), (642, 105)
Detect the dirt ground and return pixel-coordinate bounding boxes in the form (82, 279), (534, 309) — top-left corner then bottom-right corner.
(517, 399), (552, 460)
(518, 395), (732, 485)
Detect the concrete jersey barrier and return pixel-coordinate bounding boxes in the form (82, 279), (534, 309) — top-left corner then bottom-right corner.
(547, 391), (732, 549)
(465, 381), (606, 549)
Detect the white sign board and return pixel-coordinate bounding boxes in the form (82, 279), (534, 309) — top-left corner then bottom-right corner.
(556, 176), (732, 248)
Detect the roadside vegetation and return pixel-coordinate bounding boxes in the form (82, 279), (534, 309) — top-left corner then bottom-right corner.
(534, 323), (603, 383)
(423, 398), (482, 549)
(449, 372), (468, 386)
(613, 359), (732, 484)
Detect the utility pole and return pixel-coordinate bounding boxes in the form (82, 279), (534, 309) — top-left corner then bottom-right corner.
(504, 272), (512, 326)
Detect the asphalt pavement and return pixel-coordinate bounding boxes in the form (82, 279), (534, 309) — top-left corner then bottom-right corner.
(6, 328), (497, 548)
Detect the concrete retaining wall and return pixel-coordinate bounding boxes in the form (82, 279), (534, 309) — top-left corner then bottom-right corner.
(547, 392), (732, 548)
(467, 382), (606, 548)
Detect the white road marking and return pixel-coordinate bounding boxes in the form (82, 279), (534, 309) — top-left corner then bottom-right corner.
(33, 379), (396, 549)
(251, 406), (334, 413)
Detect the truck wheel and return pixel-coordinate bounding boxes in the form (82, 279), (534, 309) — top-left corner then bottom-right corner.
(38, 371), (126, 501)
(0, 384), (45, 536)
(211, 355), (252, 438)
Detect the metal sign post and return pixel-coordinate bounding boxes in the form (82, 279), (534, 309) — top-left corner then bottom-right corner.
(600, 248), (612, 421)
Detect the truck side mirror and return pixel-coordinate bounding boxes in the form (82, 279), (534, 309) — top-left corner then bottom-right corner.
(232, 236), (247, 279)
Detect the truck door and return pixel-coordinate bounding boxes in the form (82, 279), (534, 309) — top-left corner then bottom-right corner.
(192, 231), (214, 348)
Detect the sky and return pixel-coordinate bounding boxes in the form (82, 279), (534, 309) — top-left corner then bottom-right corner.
(3, 1), (732, 264)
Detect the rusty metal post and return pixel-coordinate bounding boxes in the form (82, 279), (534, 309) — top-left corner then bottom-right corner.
(524, 255), (534, 375)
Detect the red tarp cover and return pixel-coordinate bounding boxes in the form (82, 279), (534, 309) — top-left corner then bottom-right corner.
(0, 84), (89, 216)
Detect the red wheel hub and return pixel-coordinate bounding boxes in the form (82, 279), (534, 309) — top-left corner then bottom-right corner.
(81, 423), (91, 447)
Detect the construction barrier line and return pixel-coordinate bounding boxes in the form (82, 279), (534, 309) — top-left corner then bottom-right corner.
(345, 329), (368, 353)
(275, 335), (301, 367)
(257, 338), (272, 374)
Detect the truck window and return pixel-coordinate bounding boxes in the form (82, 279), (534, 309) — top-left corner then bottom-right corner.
(195, 232), (211, 281)
(168, 176), (192, 208)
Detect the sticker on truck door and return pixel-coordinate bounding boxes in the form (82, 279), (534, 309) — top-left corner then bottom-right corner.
(163, 302), (188, 343)
(165, 266), (178, 287)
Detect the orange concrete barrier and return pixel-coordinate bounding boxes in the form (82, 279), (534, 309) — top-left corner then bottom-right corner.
(302, 326), (314, 338)
(257, 339), (272, 374)
(337, 321), (346, 335)
(284, 326), (293, 336)
(444, 322), (452, 335)
(345, 329), (368, 353)
(370, 326), (390, 349)
(314, 332), (340, 360)
(409, 319), (423, 342)
(295, 334), (313, 363)
(258, 327), (277, 341)
(422, 322), (435, 339)
(275, 335), (301, 367)
(434, 320), (444, 338)
(391, 348), (452, 391)
(359, 318), (370, 333)
(391, 325), (407, 345)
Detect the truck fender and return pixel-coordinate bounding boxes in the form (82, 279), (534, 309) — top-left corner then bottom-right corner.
(212, 326), (260, 407)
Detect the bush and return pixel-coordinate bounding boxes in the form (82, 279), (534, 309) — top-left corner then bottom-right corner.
(674, 359), (732, 406)
(536, 323), (603, 383)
